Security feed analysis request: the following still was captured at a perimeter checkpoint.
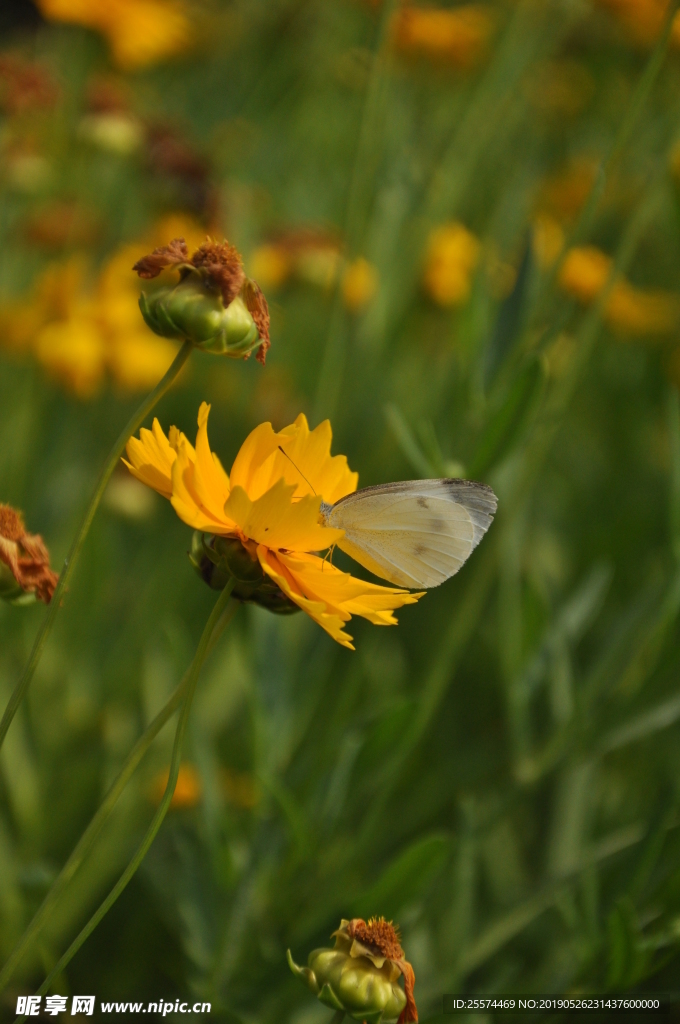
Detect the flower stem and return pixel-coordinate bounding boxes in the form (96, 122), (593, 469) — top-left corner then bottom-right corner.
(0, 339), (192, 754)
(329, 1013), (345, 1024)
(0, 590), (236, 997)
(30, 580), (236, 1003)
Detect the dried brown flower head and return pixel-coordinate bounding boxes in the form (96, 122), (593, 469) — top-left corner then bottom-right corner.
(190, 239), (245, 306)
(346, 917), (418, 1023)
(0, 503), (59, 603)
(347, 916), (404, 960)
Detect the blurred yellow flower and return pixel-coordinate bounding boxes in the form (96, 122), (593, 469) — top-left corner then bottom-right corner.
(534, 222), (680, 337)
(124, 404), (423, 649)
(35, 313), (107, 398)
(342, 257), (379, 312)
(37, 0), (192, 70)
(0, 215), (205, 396)
(249, 243), (292, 290)
(592, 0), (680, 48)
(250, 230), (342, 293)
(392, 4), (495, 68)
(531, 216), (564, 272)
(423, 222), (480, 306)
(559, 245), (612, 303)
(605, 280), (680, 335)
(151, 763), (202, 809)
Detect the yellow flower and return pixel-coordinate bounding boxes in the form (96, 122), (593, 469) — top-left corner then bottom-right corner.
(150, 763), (202, 809)
(37, 0), (191, 70)
(554, 242), (680, 336)
(35, 312), (107, 398)
(423, 222), (480, 306)
(532, 215), (566, 271)
(249, 230), (342, 292)
(392, 5), (495, 69)
(559, 245), (611, 303)
(342, 257), (379, 312)
(248, 244), (292, 290)
(0, 215), (205, 395)
(592, 0), (680, 49)
(124, 405), (423, 649)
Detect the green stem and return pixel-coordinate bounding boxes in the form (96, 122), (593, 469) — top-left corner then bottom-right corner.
(32, 581), (236, 1003)
(329, 1013), (345, 1024)
(313, 0), (398, 424)
(0, 339), (192, 754)
(0, 592), (236, 996)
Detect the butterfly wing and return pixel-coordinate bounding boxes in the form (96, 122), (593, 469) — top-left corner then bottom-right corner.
(325, 479), (497, 589)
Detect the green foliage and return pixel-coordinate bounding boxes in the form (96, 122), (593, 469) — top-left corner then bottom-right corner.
(2, 0), (680, 1021)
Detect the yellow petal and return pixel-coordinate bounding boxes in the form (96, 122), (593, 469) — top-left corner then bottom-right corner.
(224, 480), (344, 551)
(258, 547), (423, 649)
(191, 402), (232, 522)
(271, 415), (358, 503)
(257, 547), (355, 649)
(229, 422), (282, 496)
(170, 443), (237, 533)
(123, 417), (177, 498)
(231, 413), (358, 504)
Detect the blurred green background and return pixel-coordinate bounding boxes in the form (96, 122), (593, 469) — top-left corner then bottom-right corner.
(3, 0), (680, 1020)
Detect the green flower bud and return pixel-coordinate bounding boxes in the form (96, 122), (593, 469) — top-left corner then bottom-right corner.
(133, 237), (271, 362)
(139, 275), (261, 357)
(288, 917), (416, 1024)
(0, 561), (31, 604)
(189, 531), (300, 614)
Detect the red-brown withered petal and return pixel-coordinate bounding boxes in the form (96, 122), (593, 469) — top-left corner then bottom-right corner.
(133, 237), (190, 278)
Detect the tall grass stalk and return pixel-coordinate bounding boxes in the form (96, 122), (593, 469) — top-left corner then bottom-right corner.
(313, 0), (399, 423)
(0, 590), (236, 996)
(23, 582), (237, 1012)
(0, 340), (193, 754)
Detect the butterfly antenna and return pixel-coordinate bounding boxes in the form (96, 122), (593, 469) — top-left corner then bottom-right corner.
(278, 445), (317, 495)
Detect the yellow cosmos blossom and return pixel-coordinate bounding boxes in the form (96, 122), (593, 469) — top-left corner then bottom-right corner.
(532, 217), (680, 337)
(37, 0), (191, 70)
(392, 5), (495, 69)
(423, 222), (480, 306)
(249, 230), (342, 292)
(124, 406), (423, 649)
(559, 246), (680, 336)
(0, 214), (205, 396)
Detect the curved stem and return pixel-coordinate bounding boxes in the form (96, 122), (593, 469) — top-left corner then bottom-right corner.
(0, 339), (192, 754)
(33, 580), (235, 1000)
(0, 593), (236, 996)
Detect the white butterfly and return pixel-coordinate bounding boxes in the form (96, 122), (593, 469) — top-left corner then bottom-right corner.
(319, 479), (497, 590)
